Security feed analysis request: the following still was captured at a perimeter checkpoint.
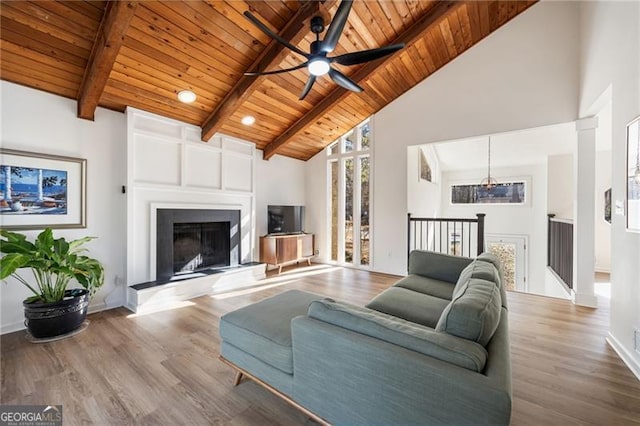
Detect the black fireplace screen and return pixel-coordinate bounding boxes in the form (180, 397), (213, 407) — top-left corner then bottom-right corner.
(173, 222), (230, 273)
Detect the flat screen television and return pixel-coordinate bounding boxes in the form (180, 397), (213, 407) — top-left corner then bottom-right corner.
(268, 205), (305, 235)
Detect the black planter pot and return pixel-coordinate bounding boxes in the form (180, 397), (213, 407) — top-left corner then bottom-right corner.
(23, 289), (89, 338)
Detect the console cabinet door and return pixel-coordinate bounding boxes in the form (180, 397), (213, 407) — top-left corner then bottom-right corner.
(260, 237), (277, 265)
(277, 237), (298, 263)
(300, 234), (314, 258)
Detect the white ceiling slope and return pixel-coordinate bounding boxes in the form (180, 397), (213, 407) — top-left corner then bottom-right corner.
(429, 121), (600, 172)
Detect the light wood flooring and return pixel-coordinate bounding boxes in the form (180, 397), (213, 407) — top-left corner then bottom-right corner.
(2, 265), (639, 425)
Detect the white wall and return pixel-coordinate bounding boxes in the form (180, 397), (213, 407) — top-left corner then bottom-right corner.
(255, 152), (306, 239)
(305, 149), (328, 261)
(372, 1), (580, 274)
(0, 81), (127, 334)
(594, 149), (612, 273)
(440, 164), (548, 296)
(547, 154), (574, 220)
(579, 1), (640, 377)
(407, 145), (441, 217)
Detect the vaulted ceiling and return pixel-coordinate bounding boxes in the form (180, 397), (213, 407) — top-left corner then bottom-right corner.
(0, 1), (536, 161)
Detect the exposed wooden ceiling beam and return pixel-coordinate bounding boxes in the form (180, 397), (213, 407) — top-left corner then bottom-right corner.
(200, 0), (321, 142)
(77, 1), (139, 120)
(262, 0), (460, 160)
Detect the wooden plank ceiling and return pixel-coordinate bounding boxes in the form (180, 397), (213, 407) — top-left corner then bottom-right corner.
(0, 1), (536, 161)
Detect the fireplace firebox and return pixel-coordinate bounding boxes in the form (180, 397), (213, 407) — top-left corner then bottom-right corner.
(156, 209), (240, 282)
(173, 222), (230, 273)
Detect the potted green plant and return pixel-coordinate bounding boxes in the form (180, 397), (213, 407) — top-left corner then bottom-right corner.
(0, 228), (104, 339)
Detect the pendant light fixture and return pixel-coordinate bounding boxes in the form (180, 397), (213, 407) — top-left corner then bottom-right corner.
(480, 136), (498, 191)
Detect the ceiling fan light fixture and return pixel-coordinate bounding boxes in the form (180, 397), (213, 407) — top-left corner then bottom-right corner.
(177, 90), (196, 103)
(241, 115), (256, 126)
(308, 58), (330, 76)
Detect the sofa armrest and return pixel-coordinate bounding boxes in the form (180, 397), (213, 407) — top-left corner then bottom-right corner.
(291, 313), (512, 426)
(408, 250), (473, 283)
(308, 299), (487, 372)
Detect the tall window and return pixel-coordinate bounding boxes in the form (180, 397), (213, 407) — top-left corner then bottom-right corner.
(327, 119), (371, 267)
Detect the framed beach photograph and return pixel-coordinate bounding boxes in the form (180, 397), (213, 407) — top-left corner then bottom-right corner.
(0, 149), (86, 230)
(627, 115), (640, 232)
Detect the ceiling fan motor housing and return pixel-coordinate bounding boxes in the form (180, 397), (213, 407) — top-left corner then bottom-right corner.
(310, 16), (325, 35)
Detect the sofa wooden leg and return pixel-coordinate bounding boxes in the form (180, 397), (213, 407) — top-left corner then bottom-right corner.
(233, 371), (244, 386)
(219, 356), (330, 425)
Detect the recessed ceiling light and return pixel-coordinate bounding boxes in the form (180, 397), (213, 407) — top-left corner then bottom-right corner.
(177, 90), (196, 103)
(241, 115), (256, 126)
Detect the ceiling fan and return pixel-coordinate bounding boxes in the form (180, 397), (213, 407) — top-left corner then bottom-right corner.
(243, 0), (405, 100)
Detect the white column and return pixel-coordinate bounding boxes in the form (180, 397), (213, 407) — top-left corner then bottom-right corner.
(573, 117), (598, 307)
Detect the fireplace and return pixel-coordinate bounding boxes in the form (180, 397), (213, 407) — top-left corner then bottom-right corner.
(156, 209), (240, 282)
(173, 222), (230, 273)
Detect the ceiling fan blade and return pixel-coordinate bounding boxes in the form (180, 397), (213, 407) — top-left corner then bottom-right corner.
(244, 11), (310, 59)
(328, 68), (363, 93)
(321, 0), (352, 54)
(331, 44), (405, 66)
(244, 62), (309, 76)
(299, 75), (317, 100)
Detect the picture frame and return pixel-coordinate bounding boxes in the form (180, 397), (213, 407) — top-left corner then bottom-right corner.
(604, 188), (612, 224)
(0, 149), (86, 230)
(627, 115), (640, 232)
(419, 148), (432, 182)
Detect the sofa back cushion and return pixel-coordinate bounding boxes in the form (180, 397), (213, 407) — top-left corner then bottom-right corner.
(476, 252), (508, 309)
(308, 299), (488, 372)
(476, 252), (501, 270)
(408, 250), (473, 284)
(436, 278), (501, 347)
(454, 260), (501, 299)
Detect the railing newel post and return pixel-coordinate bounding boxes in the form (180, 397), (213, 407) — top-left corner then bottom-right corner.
(476, 213), (486, 255)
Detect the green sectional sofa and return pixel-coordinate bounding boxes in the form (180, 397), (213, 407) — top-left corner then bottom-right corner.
(219, 250), (511, 425)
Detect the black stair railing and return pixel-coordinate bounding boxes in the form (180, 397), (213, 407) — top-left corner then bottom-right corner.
(547, 214), (573, 289)
(407, 213), (486, 266)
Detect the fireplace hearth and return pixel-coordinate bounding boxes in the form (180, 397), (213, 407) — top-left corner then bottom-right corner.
(156, 208), (240, 282)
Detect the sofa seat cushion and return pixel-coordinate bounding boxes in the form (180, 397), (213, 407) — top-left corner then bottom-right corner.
(436, 278), (501, 347)
(219, 290), (323, 374)
(393, 275), (455, 300)
(366, 287), (449, 328)
(308, 299), (488, 372)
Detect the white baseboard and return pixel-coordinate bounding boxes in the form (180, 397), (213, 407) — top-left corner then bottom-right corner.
(594, 266), (611, 274)
(1, 320), (25, 335)
(0, 298), (124, 336)
(606, 332), (640, 381)
(573, 291), (598, 308)
(88, 298), (124, 314)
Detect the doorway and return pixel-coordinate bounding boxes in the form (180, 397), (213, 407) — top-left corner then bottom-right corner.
(486, 234), (528, 292)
